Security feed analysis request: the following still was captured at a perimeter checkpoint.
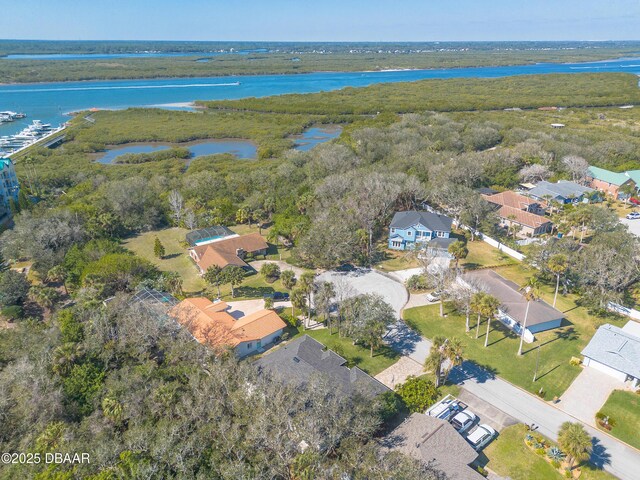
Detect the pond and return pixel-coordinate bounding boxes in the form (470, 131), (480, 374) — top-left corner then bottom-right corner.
(292, 125), (342, 151)
(96, 139), (257, 164)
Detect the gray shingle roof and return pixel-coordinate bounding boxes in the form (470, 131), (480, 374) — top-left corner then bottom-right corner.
(390, 211), (453, 232)
(462, 270), (564, 328)
(255, 335), (389, 398)
(380, 413), (484, 480)
(528, 180), (593, 202)
(582, 324), (640, 378)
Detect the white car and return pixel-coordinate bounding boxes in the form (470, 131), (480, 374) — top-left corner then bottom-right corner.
(466, 424), (496, 450)
(426, 290), (442, 302)
(626, 212), (640, 220)
(450, 410), (477, 433)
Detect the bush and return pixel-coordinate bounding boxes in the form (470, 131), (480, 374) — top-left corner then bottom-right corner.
(476, 466), (488, 477)
(551, 460), (561, 469)
(395, 376), (439, 413)
(260, 263), (281, 282)
(535, 448), (546, 456)
(569, 357), (582, 366)
(406, 274), (429, 291)
(0, 305), (23, 321)
(378, 391), (407, 422)
(279, 311), (299, 328)
(0, 269), (31, 306)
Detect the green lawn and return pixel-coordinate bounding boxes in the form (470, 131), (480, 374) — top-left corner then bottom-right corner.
(598, 390), (640, 449)
(460, 240), (518, 270)
(291, 327), (400, 376)
(484, 424), (615, 480)
(404, 303), (582, 399)
(376, 249), (420, 272)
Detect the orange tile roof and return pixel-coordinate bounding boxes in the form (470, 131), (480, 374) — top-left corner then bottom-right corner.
(498, 205), (551, 229)
(483, 191), (545, 210)
(170, 297), (285, 352)
(191, 233), (268, 271)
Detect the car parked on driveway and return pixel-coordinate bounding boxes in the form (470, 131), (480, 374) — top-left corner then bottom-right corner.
(425, 290), (442, 302)
(264, 292), (289, 302)
(450, 410), (477, 433)
(626, 211), (640, 220)
(466, 424), (496, 450)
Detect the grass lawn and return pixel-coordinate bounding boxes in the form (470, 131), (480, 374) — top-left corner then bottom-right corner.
(290, 327), (400, 376)
(460, 240), (518, 270)
(123, 227), (206, 293)
(404, 303), (582, 399)
(484, 424), (615, 480)
(598, 390), (640, 450)
(376, 249), (420, 272)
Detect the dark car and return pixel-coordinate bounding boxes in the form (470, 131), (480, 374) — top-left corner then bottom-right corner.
(336, 263), (357, 272)
(265, 291), (289, 301)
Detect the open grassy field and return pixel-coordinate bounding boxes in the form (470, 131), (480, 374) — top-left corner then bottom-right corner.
(484, 424), (615, 480)
(598, 390), (640, 450)
(375, 249), (420, 272)
(460, 240), (518, 270)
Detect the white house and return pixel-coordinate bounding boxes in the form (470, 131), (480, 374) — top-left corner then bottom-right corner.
(581, 322), (640, 388)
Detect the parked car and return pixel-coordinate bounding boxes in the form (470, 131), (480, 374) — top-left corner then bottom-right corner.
(626, 212), (640, 220)
(630, 197), (640, 206)
(426, 290), (442, 302)
(264, 292), (290, 302)
(466, 424), (496, 450)
(450, 410), (477, 433)
(336, 263), (357, 272)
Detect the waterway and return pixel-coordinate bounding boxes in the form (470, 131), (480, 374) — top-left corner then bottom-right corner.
(96, 140), (257, 164)
(1, 57), (639, 136)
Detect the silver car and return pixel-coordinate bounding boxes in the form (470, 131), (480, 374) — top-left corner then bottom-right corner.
(466, 424), (496, 450)
(450, 410), (477, 433)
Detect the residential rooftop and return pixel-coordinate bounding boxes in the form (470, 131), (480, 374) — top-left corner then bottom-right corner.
(527, 180), (593, 201)
(255, 335), (389, 398)
(390, 210), (452, 232)
(482, 190), (545, 210)
(581, 324), (640, 379)
(496, 205), (550, 229)
(587, 166), (632, 186)
(190, 232), (268, 270)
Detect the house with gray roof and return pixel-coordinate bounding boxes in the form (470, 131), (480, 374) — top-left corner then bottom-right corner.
(380, 413), (484, 480)
(255, 335), (389, 398)
(388, 210), (454, 253)
(581, 323), (640, 388)
(461, 270), (564, 342)
(527, 180), (597, 205)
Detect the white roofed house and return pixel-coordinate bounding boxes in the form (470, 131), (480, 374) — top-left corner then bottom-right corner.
(581, 322), (640, 388)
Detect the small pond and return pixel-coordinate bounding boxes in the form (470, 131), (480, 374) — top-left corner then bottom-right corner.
(96, 139), (257, 165)
(291, 125), (342, 151)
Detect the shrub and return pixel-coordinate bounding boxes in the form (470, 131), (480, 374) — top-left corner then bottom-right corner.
(406, 274), (429, 291)
(551, 460), (561, 469)
(260, 263), (281, 282)
(569, 357), (582, 366)
(395, 376), (438, 413)
(476, 466), (488, 477)
(0, 304), (23, 321)
(378, 391), (407, 422)
(535, 448), (545, 456)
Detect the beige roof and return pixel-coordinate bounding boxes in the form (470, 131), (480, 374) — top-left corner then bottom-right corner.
(497, 205), (551, 229)
(170, 297), (285, 352)
(192, 233), (268, 271)
(381, 413), (483, 480)
(483, 190), (545, 210)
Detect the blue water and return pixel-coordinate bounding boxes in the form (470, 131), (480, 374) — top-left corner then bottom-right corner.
(96, 140), (257, 164)
(292, 126), (342, 151)
(1, 57), (639, 136)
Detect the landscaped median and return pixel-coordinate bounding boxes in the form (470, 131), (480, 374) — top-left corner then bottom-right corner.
(484, 424), (615, 480)
(403, 303), (583, 399)
(596, 390), (640, 450)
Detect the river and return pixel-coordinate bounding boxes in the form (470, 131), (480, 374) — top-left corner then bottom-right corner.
(1, 57), (639, 136)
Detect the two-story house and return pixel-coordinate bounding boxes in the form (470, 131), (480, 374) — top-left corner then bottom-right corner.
(388, 210), (453, 252)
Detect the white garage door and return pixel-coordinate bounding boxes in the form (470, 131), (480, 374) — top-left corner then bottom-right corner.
(584, 358), (628, 382)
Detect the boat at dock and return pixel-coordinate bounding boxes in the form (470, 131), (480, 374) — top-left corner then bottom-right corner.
(0, 119), (62, 156)
(0, 111), (27, 123)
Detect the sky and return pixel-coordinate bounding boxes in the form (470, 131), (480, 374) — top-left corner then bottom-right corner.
(0, 0), (638, 42)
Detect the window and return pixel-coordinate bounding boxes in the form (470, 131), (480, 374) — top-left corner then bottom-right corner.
(436, 231), (447, 238)
(247, 343), (253, 349)
(391, 241), (402, 248)
(390, 228), (395, 233)
(407, 231), (412, 236)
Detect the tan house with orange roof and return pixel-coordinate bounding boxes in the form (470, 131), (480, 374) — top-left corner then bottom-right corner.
(170, 297), (286, 357)
(482, 191), (552, 237)
(188, 233), (269, 274)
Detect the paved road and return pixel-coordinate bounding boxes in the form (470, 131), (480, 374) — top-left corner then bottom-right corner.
(450, 362), (640, 480)
(620, 217), (640, 237)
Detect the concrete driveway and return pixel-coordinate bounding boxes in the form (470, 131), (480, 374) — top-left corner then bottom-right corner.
(374, 356), (424, 389)
(457, 389), (518, 433)
(316, 268), (408, 316)
(620, 217), (640, 237)
(558, 367), (624, 426)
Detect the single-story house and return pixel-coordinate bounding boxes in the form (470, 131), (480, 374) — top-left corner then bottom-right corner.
(495, 205), (553, 237)
(380, 413), (484, 480)
(388, 210), (453, 252)
(482, 190), (547, 215)
(255, 335), (389, 398)
(189, 233), (269, 273)
(461, 270), (564, 342)
(581, 323), (640, 388)
(186, 225), (236, 247)
(587, 166), (635, 199)
(170, 297), (286, 357)
(526, 180), (597, 205)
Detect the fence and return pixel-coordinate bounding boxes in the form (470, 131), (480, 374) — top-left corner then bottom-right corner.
(608, 302), (640, 321)
(477, 233), (526, 261)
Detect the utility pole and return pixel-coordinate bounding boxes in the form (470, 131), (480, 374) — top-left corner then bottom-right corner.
(533, 345), (541, 382)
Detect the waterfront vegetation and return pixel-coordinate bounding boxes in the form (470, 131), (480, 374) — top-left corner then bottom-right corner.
(597, 390), (640, 450)
(2, 41), (639, 83)
(484, 424), (615, 480)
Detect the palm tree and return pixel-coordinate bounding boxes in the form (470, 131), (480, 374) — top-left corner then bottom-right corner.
(314, 281), (335, 332)
(290, 288), (307, 327)
(28, 286), (60, 315)
(425, 336), (465, 387)
(471, 292), (486, 339)
(46, 265), (68, 295)
(448, 240), (469, 271)
(281, 270), (297, 290)
(298, 272), (316, 324)
(51, 342), (84, 376)
(547, 254), (568, 308)
(518, 278), (540, 356)
(482, 294), (501, 348)
(558, 422), (592, 470)
(425, 335), (447, 387)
